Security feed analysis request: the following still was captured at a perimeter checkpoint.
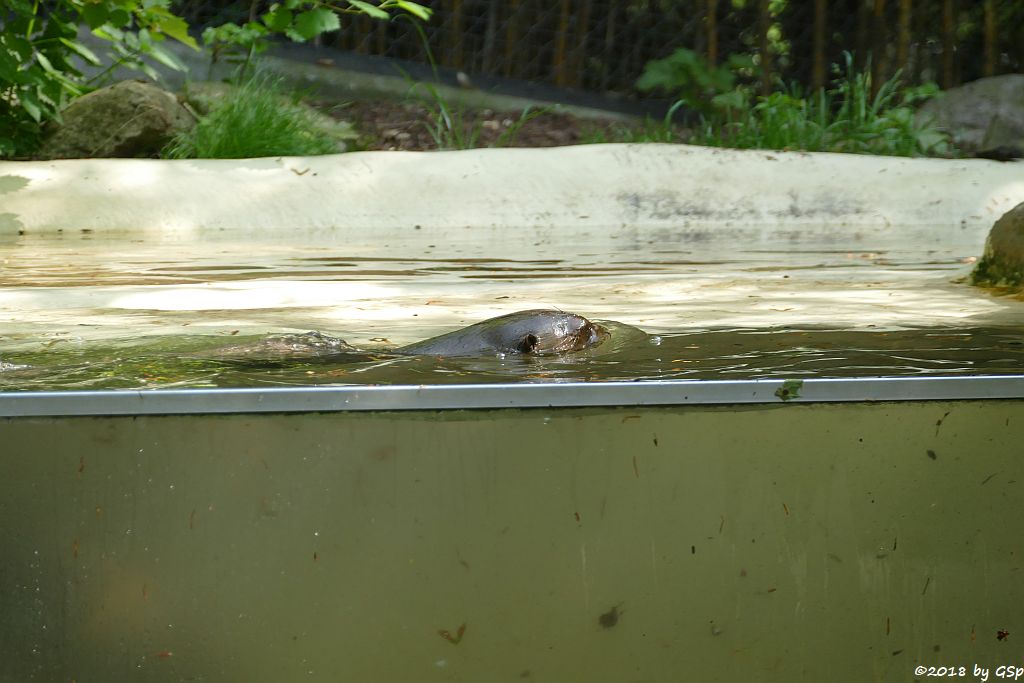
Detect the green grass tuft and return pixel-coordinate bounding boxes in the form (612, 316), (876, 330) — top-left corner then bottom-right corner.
(163, 74), (340, 159)
(687, 54), (952, 157)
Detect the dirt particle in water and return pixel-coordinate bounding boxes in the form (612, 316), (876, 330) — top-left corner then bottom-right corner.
(927, 449), (937, 460)
(598, 604), (623, 629)
(438, 623), (467, 644)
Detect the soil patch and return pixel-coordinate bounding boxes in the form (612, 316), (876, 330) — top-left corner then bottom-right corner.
(315, 98), (654, 151)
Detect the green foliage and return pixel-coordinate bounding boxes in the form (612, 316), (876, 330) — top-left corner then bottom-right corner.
(162, 74), (341, 159)
(204, 1), (431, 81)
(670, 52), (951, 157)
(636, 48), (758, 117)
(1, 0), (197, 157)
(1, 0), (431, 158)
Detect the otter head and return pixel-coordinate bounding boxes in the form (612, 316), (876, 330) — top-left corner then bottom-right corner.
(523, 312), (608, 355)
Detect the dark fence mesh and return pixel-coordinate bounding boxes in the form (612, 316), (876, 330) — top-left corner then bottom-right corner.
(174, 1), (1024, 95)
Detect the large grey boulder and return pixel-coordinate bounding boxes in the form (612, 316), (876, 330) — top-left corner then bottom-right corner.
(39, 80), (195, 159)
(973, 202), (1024, 289)
(917, 74), (1024, 156)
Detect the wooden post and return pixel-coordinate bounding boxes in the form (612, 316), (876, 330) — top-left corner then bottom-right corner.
(601, 0), (617, 90)
(707, 0), (719, 67)
(812, 0), (826, 90)
(481, 1), (499, 74)
(572, 0), (593, 88)
(896, 0), (912, 75)
(450, 0), (465, 70)
(758, 0), (771, 96)
(553, 0), (571, 86)
(855, 0), (870, 72)
(942, 0), (956, 88)
(983, 0), (996, 77)
(871, 0), (887, 95)
(503, 0), (522, 78)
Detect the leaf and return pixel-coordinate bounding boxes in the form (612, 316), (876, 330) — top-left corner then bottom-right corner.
(108, 8), (131, 28)
(34, 51), (57, 76)
(395, 1), (432, 21)
(0, 48), (22, 83)
(138, 60), (159, 80)
(93, 25), (125, 43)
(150, 10), (199, 50)
(80, 3), (110, 29)
(59, 38), (102, 66)
(291, 8), (340, 41)
(262, 6), (293, 32)
(144, 43), (187, 71)
(347, 1), (389, 20)
(18, 88), (42, 122)
(1, 34), (33, 61)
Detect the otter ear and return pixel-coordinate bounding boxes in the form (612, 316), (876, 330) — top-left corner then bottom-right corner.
(515, 333), (539, 354)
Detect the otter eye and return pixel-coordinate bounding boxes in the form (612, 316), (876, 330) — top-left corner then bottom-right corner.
(517, 333), (539, 353)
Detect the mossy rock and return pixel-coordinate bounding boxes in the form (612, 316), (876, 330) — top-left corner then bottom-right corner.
(39, 80), (195, 159)
(972, 202), (1024, 289)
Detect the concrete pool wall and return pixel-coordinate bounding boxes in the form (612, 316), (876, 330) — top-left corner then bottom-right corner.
(3, 143), (1023, 239)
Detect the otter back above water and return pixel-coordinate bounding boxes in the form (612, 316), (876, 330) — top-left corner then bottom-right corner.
(200, 309), (609, 362)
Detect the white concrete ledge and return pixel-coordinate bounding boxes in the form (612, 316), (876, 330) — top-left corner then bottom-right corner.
(2, 144), (1023, 245)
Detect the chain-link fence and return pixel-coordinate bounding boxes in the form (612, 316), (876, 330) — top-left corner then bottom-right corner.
(176, 1), (1024, 96)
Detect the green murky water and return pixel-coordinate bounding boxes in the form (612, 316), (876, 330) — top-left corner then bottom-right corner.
(3, 324), (1023, 391)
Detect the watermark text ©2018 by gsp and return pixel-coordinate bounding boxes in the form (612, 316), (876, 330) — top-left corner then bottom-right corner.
(914, 665), (1024, 681)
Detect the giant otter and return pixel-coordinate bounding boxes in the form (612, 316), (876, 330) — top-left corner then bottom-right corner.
(202, 309), (608, 362)
(397, 309), (607, 357)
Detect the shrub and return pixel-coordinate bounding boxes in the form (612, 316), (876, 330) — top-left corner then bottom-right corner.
(162, 75), (341, 159)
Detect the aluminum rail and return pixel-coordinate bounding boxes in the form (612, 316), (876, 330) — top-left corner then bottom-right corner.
(1, 376), (1023, 417)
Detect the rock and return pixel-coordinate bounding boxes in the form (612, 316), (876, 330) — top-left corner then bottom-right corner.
(917, 75), (1024, 156)
(973, 201), (1024, 289)
(39, 80), (195, 159)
